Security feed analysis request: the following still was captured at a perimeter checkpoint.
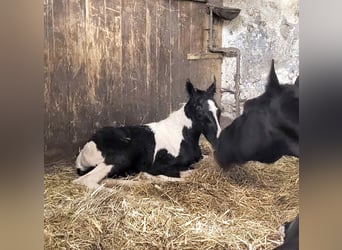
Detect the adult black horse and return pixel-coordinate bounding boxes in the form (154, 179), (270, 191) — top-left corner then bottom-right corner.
(214, 60), (299, 250)
(215, 60), (299, 168)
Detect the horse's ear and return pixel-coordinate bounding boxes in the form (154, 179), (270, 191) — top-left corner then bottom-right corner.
(186, 79), (195, 97)
(206, 76), (216, 97)
(266, 59), (280, 93)
(294, 76), (299, 86)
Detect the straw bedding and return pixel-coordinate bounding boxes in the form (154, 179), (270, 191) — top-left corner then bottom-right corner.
(44, 141), (299, 250)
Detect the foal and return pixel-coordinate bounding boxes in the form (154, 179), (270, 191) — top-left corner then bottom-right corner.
(72, 79), (221, 189)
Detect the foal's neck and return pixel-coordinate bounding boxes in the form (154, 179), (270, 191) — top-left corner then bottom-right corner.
(157, 105), (192, 128)
(165, 105), (202, 141)
(148, 105), (201, 139)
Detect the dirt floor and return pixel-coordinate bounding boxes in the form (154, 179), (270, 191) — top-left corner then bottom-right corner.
(44, 141), (299, 250)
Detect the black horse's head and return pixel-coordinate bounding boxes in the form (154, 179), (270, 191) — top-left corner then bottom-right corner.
(243, 60), (299, 122)
(243, 59), (299, 141)
(215, 60), (299, 168)
(184, 78), (222, 147)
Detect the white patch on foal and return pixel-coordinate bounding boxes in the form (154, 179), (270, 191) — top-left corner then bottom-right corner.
(76, 141), (104, 171)
(147, 105), (192, 162)
(73, 163), (113, 190)
(207, 100), (221, 137)
(74, 141), (109, 189)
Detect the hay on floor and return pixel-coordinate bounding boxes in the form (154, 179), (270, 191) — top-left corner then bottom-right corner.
(44, 141), (299, 250)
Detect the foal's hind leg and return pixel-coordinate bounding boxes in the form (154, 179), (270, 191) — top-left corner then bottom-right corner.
(102, 178), (150, 187)
(144, 170), (194, 180)
(101, 174), (156, 187)
(141, 172), (185, 182)
(72, 163), (113, 190)
(102, 170), (194, 187)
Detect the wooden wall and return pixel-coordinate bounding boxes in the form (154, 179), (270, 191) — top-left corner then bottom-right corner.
(44, 0), (223, 163)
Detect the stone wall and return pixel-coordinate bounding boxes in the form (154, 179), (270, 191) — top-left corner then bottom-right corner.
(221, 0), (299, 118)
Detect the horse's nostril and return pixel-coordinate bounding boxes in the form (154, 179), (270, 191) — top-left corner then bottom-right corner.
(76, 169), (83, 176)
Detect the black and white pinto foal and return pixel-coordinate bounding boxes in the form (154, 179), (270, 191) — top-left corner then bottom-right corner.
(72, 79), (221, 189)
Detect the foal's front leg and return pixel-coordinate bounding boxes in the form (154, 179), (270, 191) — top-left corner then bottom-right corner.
(72, 163), (113, 190)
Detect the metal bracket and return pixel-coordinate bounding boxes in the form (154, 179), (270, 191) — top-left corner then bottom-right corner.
(187, 53), (223, 60)
(176, 0), (208, 3)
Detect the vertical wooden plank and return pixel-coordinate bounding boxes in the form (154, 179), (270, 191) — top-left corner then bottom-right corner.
(105, 0), (123, 126)
(145, 0), (158, 122)
(169, 0), (180, 110)
(155, 0), (171, 120)
(121, 0), (147, 125)
(44, 0), (50, 135)
(171, 0), (191, 110)
(87, 0), (124, 129)
(189, 2), (207, 87)
(132, 0), (148, 124)
(121, 0), (134, 124)
(168, 0), (175, 112)
(66, 0), (98, 156)
(44, 0), (73, 161)
(44, 0), (53, 161)
(89, 0), (108, 128)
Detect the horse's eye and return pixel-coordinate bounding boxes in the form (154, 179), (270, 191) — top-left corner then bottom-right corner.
(196, 106), (203, 112)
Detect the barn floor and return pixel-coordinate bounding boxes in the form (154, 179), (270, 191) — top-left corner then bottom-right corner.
(44, 141), (299, 250)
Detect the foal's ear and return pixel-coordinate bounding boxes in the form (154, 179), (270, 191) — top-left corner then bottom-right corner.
(266, 59), (281, 93)
(294, 76), (299, 86)
(206, 76), (216, 97)
(186, 79), (196, 97)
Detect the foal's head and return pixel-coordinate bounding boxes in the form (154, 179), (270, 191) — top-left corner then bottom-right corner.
(184, 78), (221, 146)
